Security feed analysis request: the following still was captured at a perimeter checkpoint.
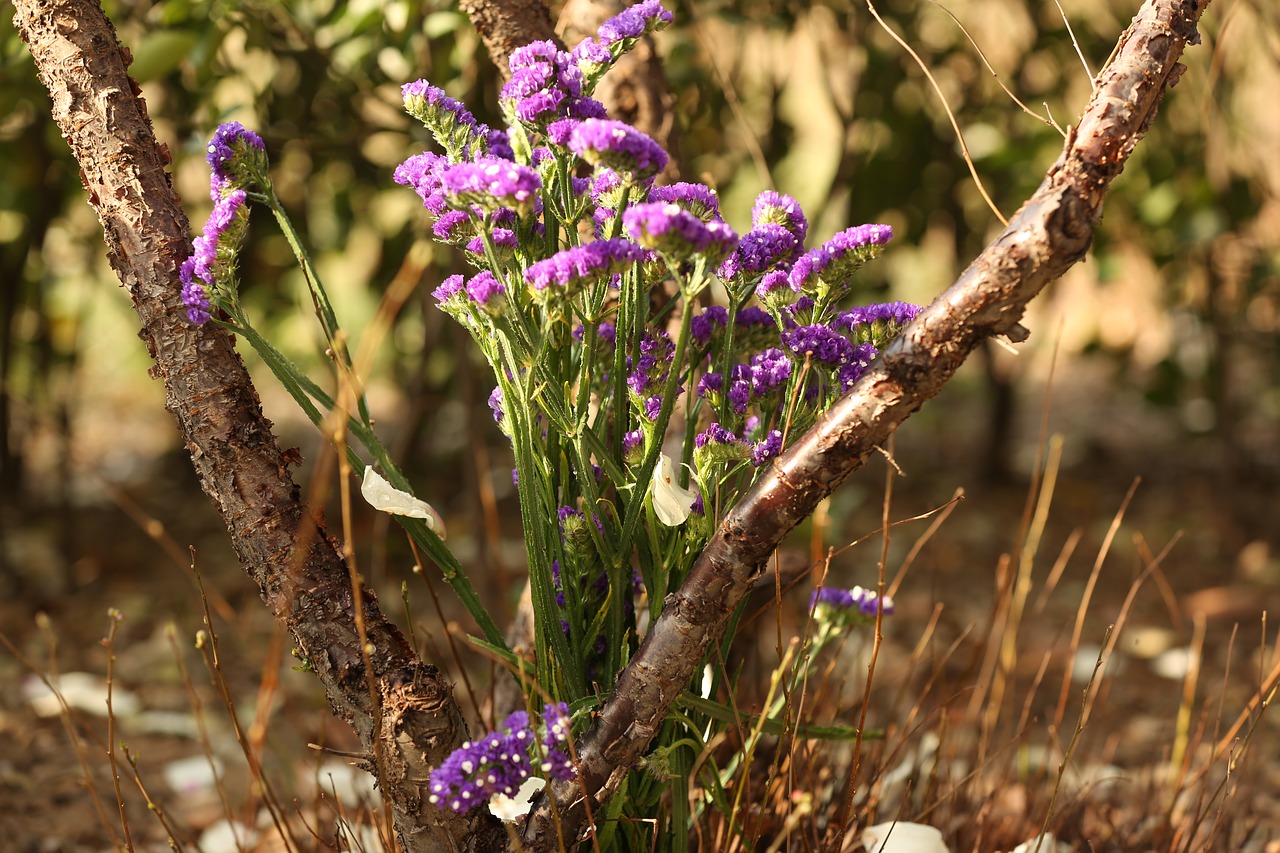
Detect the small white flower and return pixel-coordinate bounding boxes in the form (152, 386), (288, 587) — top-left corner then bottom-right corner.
(360, 467), (446, 538)
(650, 452), (698, 526)
(862, 821), (950, 853)
(489, 777), (545, 822)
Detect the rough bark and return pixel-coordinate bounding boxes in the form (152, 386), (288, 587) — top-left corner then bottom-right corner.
(10, 3), (501, 850)
(522, 0), (1212, 847)
(457, 0), (563, 76)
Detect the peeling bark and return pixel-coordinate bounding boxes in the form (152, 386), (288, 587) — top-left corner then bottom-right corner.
(9, 2), (501, 850)
(521, 0), (1212, 848)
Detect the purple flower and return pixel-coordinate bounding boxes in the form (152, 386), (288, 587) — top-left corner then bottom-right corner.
(466, 228), (518, 258)
(691, 305), (728, 345)
(627, 329), (674, 398)
(205, 122), (266, 192)
(783, 324), (854, 367)
(402, 80), (481, 153)
(569, 119), (668, 181)
(598, 0), (673, 44)
(488, 386), (505, 423)
(718, 223), (800, 280)
(755, 269), (800, 307)
(810, 585), (894, 618)
(751, 430), (783, 466)
(622, 429), (645, 463)
(748, 348), (791, 396)
(695, 422), (738, 448)
(484, 127), (515, 160)
(432, 209), (473, 242)
(394, 152), (449, 215)
(427, 705), (574, 814)
(752, 190), (808, 243)
(524, 239), (647, 297)
(623, 202), (736, 259)
(179, 259), (210, 325)
(440, 157), (541, 215)
(789, 224), (893, 297)
(433, 274), (466, 305)
(180, 187), (251, 324)
(648, 182), (721, 221)
(465, 271), (507, 313)
(502, 41), (599, 129)
(642, 395), (662, 420)
(735, 306), (776, 331)
(835, 343), (878, 391)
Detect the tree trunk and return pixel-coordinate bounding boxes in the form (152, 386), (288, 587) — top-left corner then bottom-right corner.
(9, 3), (502, 850)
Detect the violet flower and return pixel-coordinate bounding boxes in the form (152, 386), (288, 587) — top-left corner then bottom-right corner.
(569, 119), (668, 181)
(789, 223), (893, 299)
(648, 182), (721, 222)
(524, 238), (648, 298)
(440, 157), (542, 215)
(205, 121), (266, 195)
(402, 80), (481, 154)
(752, 190), (808, 243)
(622, 202), (735, 259)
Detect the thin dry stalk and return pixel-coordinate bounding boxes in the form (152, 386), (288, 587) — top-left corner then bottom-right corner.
(1052, 479), (1139, 730)
(166, 622), (238, 827)
(121, 743), (189, 852)
(192, 567), (301, 853)
(0, 626), (122, 847)
(102, 609), (136, 851)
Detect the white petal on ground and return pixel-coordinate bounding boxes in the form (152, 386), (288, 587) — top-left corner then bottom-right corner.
(162, 754), (223, 796)
(862, 821), (950, 853)
(360, 466), (446, 538)
(650, 453), (698, 526)
(22, 672), (140, 718)
(1008, 832), (1073, 853)
(197, 819), (259, 853)
(489, 777), (545, 822)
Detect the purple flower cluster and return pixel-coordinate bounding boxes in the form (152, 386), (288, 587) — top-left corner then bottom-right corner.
(622, 202), (738, 260)
(782, 324), (855, 367)
(750, 429), (783, 467)
(502, 41), (606, 129)
(718, 222), (801, 280)
(440, 157), (542, 215)
(180, 188), (250, 325)
(572, 0), (674, 83)
(524, 239), (648, 297)
(204, 121), (266, 194)
(401, 80), (490, 155)
(752, 191), (808, 244)
(627, 329), (674, 399)
(427, 703), (574, 814)
(810, 585), (895, 617)
(789, 223), (893, 296)
(434, 271), (507, 317)
(694, 422), (738, 449)
(648, 182), (721, 221)
(570, 119), (669, 181)
(833, 300), (921, 333)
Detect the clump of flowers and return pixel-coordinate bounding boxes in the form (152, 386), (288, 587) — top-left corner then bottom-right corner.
(176, 0), (921, 834)
(427, 704), (575, 815)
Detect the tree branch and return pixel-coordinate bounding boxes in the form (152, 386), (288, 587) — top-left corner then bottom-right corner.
(457, 0), (563, 75)
(9, 3), (500, 850)
(522, 0), (1211, 847)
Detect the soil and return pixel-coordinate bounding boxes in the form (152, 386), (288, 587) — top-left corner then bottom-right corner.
(2, 353), (1278, 852)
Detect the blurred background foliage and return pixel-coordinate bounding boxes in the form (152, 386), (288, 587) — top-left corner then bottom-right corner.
(1, 0), (1277, 598)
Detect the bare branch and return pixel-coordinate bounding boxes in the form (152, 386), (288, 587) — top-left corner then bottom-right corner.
(458, 0), (563, 75)
(522, 0), (1211, 847)
(9, 2), (500, 850)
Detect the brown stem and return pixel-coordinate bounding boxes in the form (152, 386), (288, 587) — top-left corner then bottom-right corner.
(9, 3), (501, 850)
(522, 0), (1211, 847)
